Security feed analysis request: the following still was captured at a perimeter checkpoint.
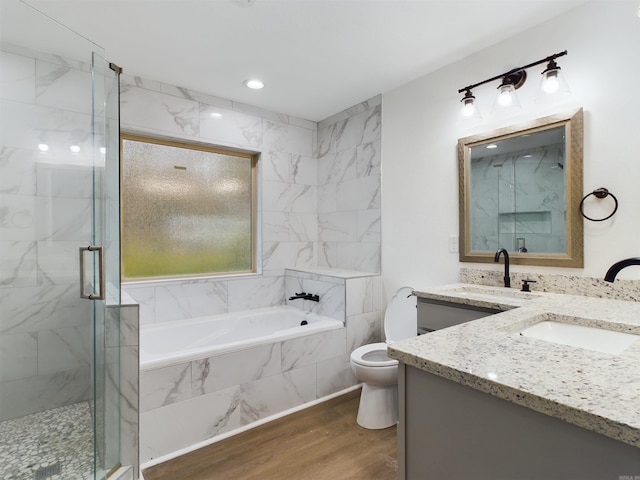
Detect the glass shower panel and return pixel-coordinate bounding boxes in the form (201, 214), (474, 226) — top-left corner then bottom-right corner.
(0, 1), (120, 479)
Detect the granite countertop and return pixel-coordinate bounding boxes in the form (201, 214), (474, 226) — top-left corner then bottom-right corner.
(388, 283), (640, 449)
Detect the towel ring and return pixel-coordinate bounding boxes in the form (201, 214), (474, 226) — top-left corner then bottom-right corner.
(579, 188), (618, 222)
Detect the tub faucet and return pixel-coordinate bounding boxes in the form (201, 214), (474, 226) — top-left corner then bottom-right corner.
(494, 248), (510, 288)
(604, 257), (640, 282)
(288, 292), (320, 302)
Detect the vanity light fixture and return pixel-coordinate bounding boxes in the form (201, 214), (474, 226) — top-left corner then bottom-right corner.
(458, 50), (568, 117)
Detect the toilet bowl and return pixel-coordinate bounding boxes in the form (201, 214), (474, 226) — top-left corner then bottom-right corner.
(350, 286), (416, 429)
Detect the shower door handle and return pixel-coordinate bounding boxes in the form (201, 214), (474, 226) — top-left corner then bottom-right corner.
(79, 245), (105, 300)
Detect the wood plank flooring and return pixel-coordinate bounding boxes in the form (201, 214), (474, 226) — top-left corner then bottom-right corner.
(143, 388), (397, 480)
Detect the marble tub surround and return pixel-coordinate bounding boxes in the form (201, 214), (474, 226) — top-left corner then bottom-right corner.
(140, 268), (381, 461)
(392, 286), (640, 448)
(460, 267), (640, 301)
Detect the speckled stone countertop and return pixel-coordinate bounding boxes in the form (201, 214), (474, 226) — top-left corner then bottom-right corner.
(388, 283), (640, 449)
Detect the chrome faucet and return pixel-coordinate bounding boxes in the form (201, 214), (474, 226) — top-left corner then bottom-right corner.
(494, 248), (510, 288)
(604, 257), (640, 282)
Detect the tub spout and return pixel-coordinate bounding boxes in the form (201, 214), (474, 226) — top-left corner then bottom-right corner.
(604, 257), (640, 282)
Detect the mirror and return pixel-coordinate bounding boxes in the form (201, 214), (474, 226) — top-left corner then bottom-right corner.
(458, 108), (583, 267)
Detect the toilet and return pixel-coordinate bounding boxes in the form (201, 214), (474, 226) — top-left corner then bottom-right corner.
(350, 286), (416, 429)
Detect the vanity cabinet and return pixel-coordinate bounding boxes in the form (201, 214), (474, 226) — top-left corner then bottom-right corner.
(398, 365), (640, 480)
(417, 297), (502, 333)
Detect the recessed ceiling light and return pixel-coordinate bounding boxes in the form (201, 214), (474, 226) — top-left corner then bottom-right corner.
(210, 112), (223, 118)
(244, 79), (264, 90)
(486, 144), (498, 149)
(38, 143), (49, 152)
(70, 145), (80, 154)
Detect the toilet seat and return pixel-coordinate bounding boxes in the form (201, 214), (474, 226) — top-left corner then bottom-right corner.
(351, 342), (398, 368)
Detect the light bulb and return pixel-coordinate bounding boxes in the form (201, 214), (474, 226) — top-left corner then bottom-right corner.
(461, 98), (475, 117)
(541, 70), (560, 94)
(497, 85), (514, 107)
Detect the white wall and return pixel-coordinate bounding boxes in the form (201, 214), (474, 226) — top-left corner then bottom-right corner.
(382, 1), (640, 297)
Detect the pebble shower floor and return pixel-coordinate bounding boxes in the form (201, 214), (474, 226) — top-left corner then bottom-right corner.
(0, 402), (93, 480)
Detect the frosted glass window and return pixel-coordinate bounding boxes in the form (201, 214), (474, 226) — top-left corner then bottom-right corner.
(121, 135), (256, 281)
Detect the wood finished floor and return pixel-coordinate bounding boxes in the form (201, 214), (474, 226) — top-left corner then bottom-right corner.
(143, 388), (397, 480)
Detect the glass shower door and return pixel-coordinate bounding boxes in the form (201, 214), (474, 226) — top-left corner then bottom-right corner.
(0, 1), (121, 478)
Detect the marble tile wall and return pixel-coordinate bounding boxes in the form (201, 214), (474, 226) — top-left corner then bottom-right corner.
(0, 44), (94, 421)
(121, 78), (383, 324)
(140, 268), (381, 462)
(317, 97), (382, 273)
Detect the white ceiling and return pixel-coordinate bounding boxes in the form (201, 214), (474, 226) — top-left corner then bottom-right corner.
(16, 0), (588, 122)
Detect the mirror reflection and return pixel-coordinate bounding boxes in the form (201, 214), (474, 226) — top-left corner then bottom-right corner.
(458, 109), (583, 267)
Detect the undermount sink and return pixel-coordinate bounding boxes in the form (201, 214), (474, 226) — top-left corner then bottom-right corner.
(519, 319), (640, 355)
(445, 285), (540, 300)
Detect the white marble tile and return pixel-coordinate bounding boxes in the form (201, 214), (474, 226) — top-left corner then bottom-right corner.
(0, 284), (90, 334)
(37, 325), (91, 375)
(122, 286), (156, 325)
(36, 60), (92, 114)
(318, 241), (337, 269)
(119, 344), (139, 472)
(0, 50), (35, 103)
(192, 343), (281, 395)
(35, 196), (91, 241)
(140, 362), (192, 412)
(291, 155), (317, 186)
(357, 209), (381, 243)
(0, 147), (36, 195)
(0, 366), (91, 421)
(288, 116), (317, 131)
(120, 86), (200, 137)
(1, 99), (92, 151)
(240, 364), (316, 424)
(316, 354), (357, 397)
(318, 212), (357, 242)
(281, 328), (346, 371)
(334, 104), (381, 152)
(346, 311), (382, 351)
(227, 276), (284, 312)
(36, 240), (82, 285)
(262, 180), (315, 213)
(288, 213), (317, 242)
(319, 149), (358, 185)
(317, 183), (337, 214)
(140, 385), (241, 462)
(299, 278), (345, 321)
(0, 241), (36, 287)
(336, 242), (381, 273)
(36, 161), (92, 198)
(316, 124), (334, 157)
(0, 332), (37, 382)
(199, 105), (262, 149)
(336, 175), (381, 211)
(261, 151), (290, 183)
(356, 141), (381, 177)
(232, 101), (289, 124)
(346, 277), (374, 316)
(0, 193), (38, 241)
(119, 304), (140, 348)
(262, 119), (313, 157)
(262, 241), (314, 272)
(262, 211), (290, 242)
(154, 281), (228, 322)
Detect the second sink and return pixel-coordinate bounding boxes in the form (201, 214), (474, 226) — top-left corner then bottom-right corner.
(520, 319), (640, 355)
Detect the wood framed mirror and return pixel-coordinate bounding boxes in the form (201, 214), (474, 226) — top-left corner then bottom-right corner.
(458, 108), (583, 267)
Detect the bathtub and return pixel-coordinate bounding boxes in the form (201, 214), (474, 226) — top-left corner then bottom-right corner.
(140, 305), (343, 370)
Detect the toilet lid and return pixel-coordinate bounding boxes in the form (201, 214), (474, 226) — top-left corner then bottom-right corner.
(384, 286), (417, 343)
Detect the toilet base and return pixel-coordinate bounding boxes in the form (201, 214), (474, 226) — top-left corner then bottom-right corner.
(356, 383), (398, 429)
